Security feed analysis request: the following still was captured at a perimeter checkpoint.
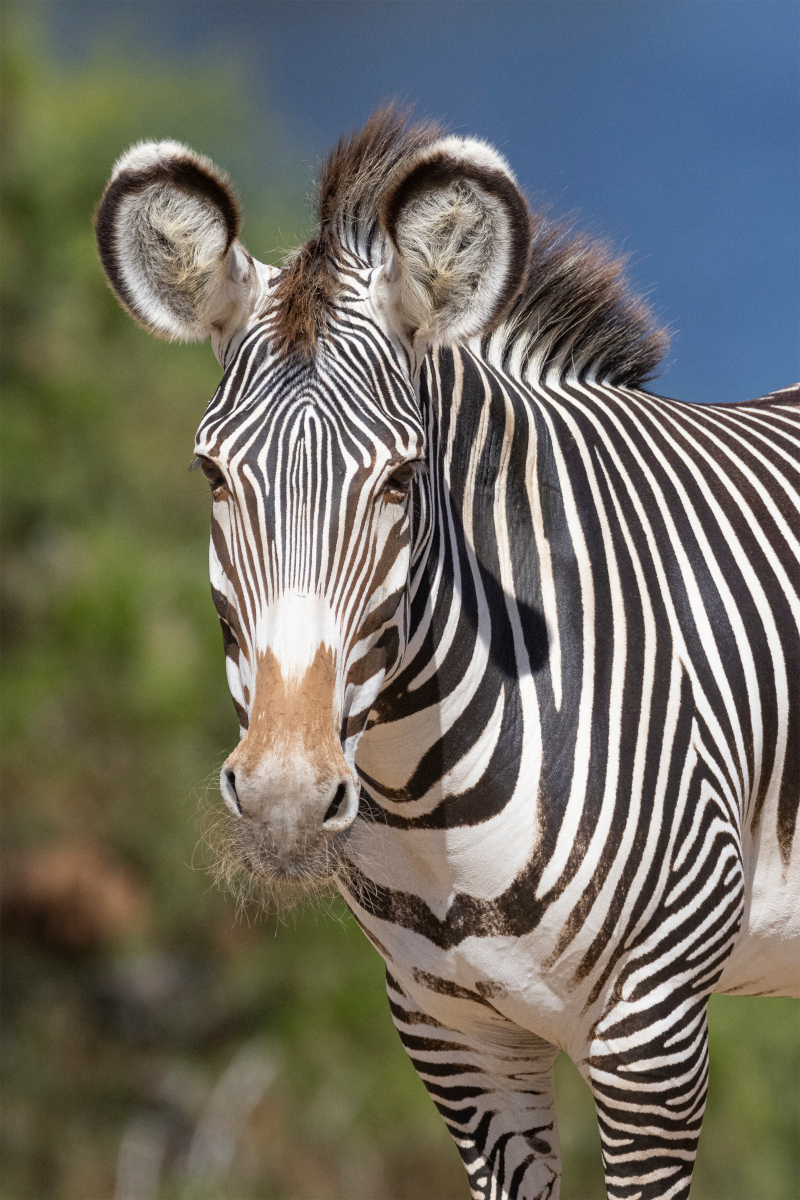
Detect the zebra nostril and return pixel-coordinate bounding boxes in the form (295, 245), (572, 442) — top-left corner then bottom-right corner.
(220, 767), (242, 814)
(322, 779), (360, 832)
(324, 781), (348, 824)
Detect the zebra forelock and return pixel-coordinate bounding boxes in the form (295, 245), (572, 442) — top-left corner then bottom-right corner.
(267, 104), (668, 386)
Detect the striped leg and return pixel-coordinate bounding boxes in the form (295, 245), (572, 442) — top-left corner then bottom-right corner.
(588, 995), (708, 1200)
(387, 972), (562, 1200)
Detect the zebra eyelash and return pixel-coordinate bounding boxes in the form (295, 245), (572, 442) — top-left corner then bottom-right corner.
(385, 458), (426, 489)
(393, 458), (428, 482)
(190, 454), (228, 494)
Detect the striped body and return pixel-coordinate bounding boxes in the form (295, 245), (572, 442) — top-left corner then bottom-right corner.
(96, 117), (800, 1199)
(350, 355), (800, 1199)
(199, 292), (800, 1196)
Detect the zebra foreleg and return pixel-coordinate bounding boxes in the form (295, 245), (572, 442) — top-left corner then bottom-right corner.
(587, 994), (709, 1200)
(386, 972), (562, 1200)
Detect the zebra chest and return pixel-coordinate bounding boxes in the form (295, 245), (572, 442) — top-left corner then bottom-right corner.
(345, 816), (609, 1052)
(352, 898), (598, 1052)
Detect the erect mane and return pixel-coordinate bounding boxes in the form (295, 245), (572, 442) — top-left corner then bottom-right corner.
(270, 105), (442, 357)
(486, 220), (669, 387)
(271, 106), (669, 385)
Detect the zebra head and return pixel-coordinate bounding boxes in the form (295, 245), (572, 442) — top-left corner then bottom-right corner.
(95, 113), (530, 893)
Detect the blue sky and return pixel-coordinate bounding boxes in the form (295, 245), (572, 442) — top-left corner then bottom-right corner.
(47, 0), (798, 403)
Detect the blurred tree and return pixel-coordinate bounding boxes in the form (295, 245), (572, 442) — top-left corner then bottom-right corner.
(0, 12), (468, 1199)
(0, 10), (797, 1200)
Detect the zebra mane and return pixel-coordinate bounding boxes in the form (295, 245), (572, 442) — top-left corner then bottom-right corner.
(485, 218), (669, 387)
(271, 106), (441, 356)
(273, 106), (669, 386)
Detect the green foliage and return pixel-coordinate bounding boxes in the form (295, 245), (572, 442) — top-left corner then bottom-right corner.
(0, 14), (465, 1199)
(1, 12), (797, 1199)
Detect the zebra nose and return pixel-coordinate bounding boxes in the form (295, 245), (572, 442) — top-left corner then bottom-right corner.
(321, 777), (360, 832)
(219, 762), (359, 833)
(220, 766), (242, 815)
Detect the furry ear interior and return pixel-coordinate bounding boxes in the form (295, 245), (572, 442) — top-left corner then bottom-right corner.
(377, 136), (531, 345)
(94, 141), (260, 343)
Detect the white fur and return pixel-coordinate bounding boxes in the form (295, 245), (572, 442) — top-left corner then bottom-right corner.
(419, 135), (517, 180)
(375, 137), (525, 348)
(107, 141), (261, 343)
(257, 594), (338, 687)
(111, 139), (192, 178)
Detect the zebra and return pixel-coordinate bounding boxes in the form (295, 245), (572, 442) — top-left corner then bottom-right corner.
(95, 108), (800, 1200)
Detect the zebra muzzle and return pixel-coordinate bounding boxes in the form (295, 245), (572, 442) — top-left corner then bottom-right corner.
(217, 645), (360, 874)
(219, 765), (359, 835)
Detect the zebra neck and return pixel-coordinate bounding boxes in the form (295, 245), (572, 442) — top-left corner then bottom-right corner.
(355, 347), (582, 832)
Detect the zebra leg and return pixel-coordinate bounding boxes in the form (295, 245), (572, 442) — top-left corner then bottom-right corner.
(587, 994), (709, 1200)
(386, 971), (562, 1200)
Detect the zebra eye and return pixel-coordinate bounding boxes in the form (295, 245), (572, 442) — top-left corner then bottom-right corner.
(193, 455), (228, 497)
(383, 463), (416, 504)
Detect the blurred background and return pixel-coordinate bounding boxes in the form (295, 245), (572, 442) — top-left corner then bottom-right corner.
(1, 3), (798, 1198)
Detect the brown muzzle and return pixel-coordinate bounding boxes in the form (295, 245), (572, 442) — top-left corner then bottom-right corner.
(220, 646), (359, 871)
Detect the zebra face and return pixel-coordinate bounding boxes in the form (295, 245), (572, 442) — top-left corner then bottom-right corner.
(193, 326), (426, 886)
(94, 122), (530, 897)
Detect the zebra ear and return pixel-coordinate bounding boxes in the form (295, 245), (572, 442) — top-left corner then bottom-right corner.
(377, 136), (531, 346)
(94, 141), (261, 345)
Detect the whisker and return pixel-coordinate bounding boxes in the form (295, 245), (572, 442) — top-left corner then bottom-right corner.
(195, 796), (358, 920)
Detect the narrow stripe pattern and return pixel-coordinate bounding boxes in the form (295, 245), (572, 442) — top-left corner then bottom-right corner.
(197, 265), (800, 1200)
(96, 118), (799, 1200)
